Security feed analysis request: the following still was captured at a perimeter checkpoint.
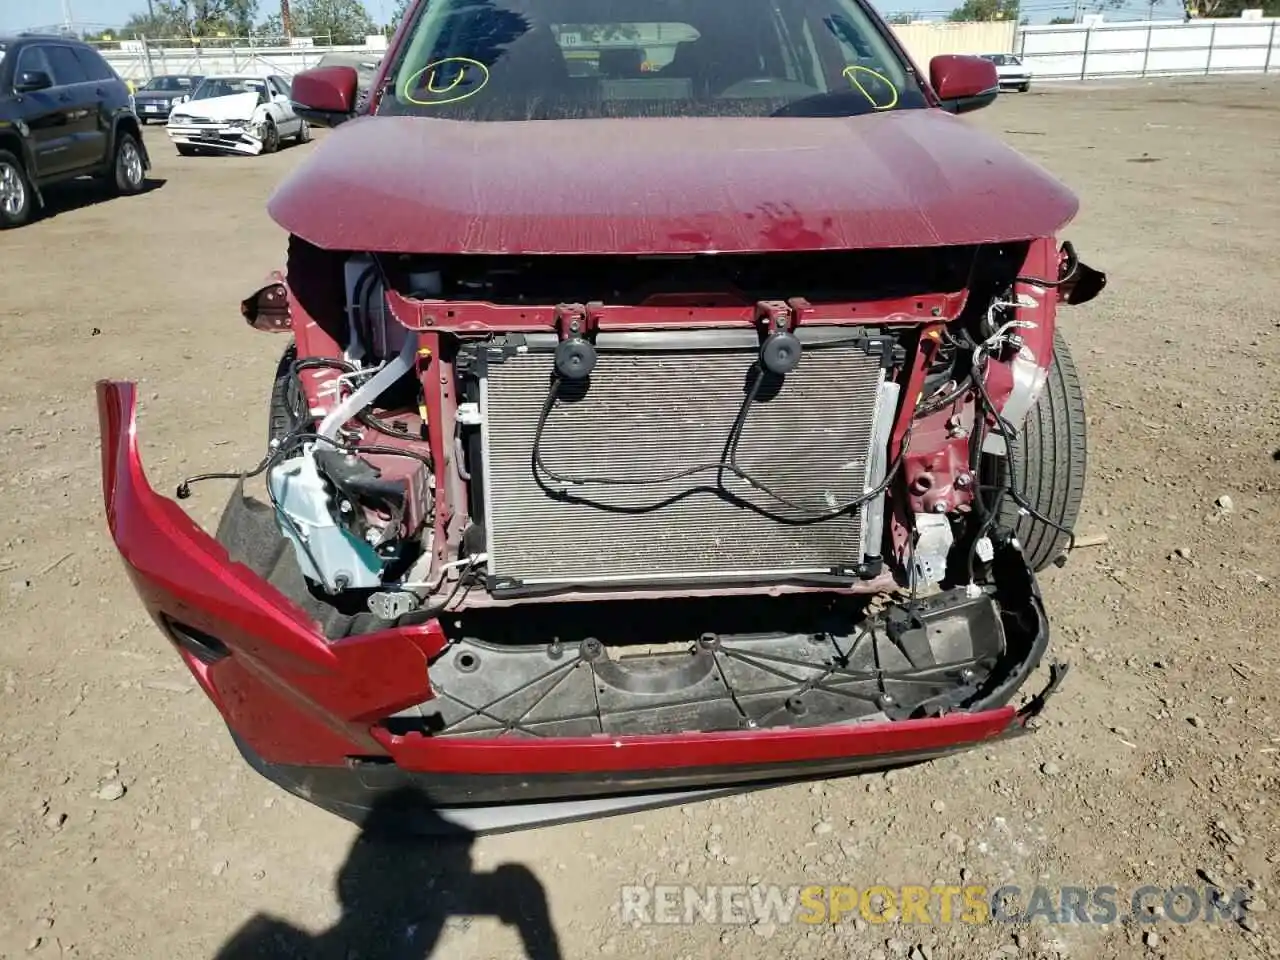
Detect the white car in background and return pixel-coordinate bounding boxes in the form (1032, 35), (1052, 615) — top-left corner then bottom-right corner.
(980, 53), (1032, 93)
(166, 74), (311, 156)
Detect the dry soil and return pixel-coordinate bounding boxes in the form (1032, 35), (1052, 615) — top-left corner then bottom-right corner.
(1, 77), (1278, 960)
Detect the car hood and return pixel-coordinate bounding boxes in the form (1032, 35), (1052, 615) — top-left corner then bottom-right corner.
(176, 92), (259, 122)
(269, 110), (1079, 255)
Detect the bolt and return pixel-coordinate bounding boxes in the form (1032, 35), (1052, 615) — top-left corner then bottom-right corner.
(933, 501), (948, 513)
(956, 473), (973, 489)
(879, 692), (895, 706)
(338, 500), (353, 514)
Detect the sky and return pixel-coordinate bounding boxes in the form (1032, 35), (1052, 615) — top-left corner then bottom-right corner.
(0, 0), (1181, 35)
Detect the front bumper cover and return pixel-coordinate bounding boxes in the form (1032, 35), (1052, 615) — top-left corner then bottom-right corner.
(97, 379), (1062, 832)
(166, 121), (264, 155)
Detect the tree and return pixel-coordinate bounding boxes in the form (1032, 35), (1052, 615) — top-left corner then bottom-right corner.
(124, 0), (258, 38)
(1180, 0), (1280, 15)
(947, 0), (1018, 19)
(281, 0), (376, 43)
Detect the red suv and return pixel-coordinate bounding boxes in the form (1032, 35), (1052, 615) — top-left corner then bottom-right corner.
(98, 0), (1104, 834)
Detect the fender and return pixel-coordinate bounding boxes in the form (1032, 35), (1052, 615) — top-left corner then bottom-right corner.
(0, 125), (45, 208)
(106, 109), (151, 173)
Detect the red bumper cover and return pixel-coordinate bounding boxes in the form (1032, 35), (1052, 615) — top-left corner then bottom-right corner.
(98, 379), (1044, 818)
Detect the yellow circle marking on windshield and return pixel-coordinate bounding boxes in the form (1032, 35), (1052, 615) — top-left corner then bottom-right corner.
(404, 57), (491, 106)
(842, 65), (899, 111)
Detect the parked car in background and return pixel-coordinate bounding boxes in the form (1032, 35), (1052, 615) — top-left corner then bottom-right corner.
(981, 53), (1032, 92)
(0, 33), (149, 228)
(133, 73), (203, 122)
(166, 74), (310, 156)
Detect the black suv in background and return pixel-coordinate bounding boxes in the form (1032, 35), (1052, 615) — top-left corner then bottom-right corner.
(0, 34), (149, 228)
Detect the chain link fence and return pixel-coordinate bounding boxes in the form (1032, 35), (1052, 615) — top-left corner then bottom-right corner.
(90, 34), (385, 83)
(1017, 17), (1280, 81)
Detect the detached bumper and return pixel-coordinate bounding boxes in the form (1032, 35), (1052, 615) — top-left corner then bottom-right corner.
(166, 121), (263, 155)
(98, 380), (1059, 833)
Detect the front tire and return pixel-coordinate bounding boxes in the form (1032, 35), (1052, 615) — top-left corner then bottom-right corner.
(295, 119), (312, 145)
(112, 132), (146, 195)
(0, 150), (33, 229)
(260, 118), (280, 154)
(268, 341), (301, 446)
(985, 329), (1087, 572)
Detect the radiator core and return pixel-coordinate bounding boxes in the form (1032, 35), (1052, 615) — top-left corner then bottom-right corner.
(474, 328), (896, 592)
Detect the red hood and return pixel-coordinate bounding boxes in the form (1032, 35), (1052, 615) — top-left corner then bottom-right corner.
(269, 111), (1078, 255)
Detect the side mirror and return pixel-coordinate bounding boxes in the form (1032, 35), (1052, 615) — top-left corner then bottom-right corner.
(929, 55), (999, 115)
(290, 66), (359, 127)
(15, 70), (54, 93)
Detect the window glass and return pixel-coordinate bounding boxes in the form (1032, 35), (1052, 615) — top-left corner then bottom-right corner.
(143, 75), (199, 91)
(15, 45), (54, 82)
(192, 76), (267, 100)
(384, 0), (927, 121)
(46, 46), (90, 85)
(73, 45), (117, 81)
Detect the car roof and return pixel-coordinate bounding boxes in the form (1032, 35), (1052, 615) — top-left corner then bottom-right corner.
(1, 32), (92, 44)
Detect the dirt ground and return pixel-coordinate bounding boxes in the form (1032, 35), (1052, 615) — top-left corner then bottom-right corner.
(1, 77), (1278, 960)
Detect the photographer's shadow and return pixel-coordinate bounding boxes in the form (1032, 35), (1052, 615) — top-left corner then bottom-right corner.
(214, 787), (562, 960)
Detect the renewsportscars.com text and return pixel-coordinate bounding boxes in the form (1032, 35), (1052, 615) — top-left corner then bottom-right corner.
(618, 883), (1252, 927)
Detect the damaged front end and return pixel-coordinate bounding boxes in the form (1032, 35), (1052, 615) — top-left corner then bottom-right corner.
(165, 117), (267, 155)
(100, 235), (1101, 833)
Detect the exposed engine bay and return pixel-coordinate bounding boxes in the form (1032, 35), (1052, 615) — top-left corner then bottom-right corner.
(211, 237), (1104, 736)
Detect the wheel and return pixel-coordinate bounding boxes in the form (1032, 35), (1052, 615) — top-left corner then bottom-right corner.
(1020, 82), (1031, 93)
(112, 132), (146, 195)
(176, 144), (198, 157)
(295, 119), (312, 144)
(260, 118), (280, 154)
(0, 150), (33, 228)
(268, 341), (301, 446)
(984, 329), (1087, 572)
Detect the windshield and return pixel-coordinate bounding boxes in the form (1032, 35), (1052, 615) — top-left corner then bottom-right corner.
(143, 75), (198, 91)
(192, 76), (265, 100)
(382, 0), (928, 121)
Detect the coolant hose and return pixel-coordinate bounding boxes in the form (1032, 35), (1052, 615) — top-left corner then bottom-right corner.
(317, 333), (419, 441)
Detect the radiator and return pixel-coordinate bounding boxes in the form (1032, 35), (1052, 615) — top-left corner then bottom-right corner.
(474, 328), (898, 592)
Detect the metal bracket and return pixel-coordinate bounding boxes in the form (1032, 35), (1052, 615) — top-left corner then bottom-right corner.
(368, 591), (421, 621)
(554, 302), (597, 340)
(240, 273), (292, 332)
(754, 298), (815, 333)
(756, 300), (794, 332)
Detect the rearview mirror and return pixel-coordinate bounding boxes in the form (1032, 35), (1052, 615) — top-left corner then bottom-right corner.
(929, 55), (999, 115)
(15, 70), (54, 93)
(290, 66), (360, 127)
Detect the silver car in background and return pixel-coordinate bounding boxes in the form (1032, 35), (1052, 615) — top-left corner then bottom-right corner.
(981, 53), (1032, 92)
